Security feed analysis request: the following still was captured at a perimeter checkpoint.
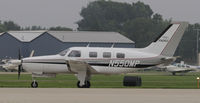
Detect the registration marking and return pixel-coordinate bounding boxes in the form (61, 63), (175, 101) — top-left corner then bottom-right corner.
(109, 60), (140, 67)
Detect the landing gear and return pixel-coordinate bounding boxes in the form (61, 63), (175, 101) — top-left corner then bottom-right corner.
(75, 70), (91, 88)
(31, 80), (38, 88)
(77, 81), (91, 88)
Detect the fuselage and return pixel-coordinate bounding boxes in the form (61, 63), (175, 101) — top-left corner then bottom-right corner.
(22, 47), (166, 74)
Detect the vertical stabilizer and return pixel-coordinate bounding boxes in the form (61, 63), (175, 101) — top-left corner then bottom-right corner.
(141, 22), (188, 57)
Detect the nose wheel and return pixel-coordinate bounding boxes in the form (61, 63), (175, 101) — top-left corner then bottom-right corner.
(31, 80), (38, 88)
(77, 81), (90, 88)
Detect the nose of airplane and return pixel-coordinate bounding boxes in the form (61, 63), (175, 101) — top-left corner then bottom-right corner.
(9, 60), (22, 65)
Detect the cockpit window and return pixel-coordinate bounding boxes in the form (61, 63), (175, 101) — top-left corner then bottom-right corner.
(59, 49), (69, 56)
(68, 50), (81, 57)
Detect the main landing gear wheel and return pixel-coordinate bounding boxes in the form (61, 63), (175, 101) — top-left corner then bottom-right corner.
(31, 80), (38, 88)
(77, 81), (91, 88)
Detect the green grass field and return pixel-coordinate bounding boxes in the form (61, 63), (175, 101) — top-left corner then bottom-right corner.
(0, 72), (200, 88)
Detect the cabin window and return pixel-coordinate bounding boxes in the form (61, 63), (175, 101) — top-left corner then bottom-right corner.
(116, 53), (125, 58)
(68, 50), (81, 57)
(103, 52), (111, 58)
(89, 52), (97, 58)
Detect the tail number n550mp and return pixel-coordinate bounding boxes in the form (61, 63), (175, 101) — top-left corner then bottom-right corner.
(109, 60), (140, 67)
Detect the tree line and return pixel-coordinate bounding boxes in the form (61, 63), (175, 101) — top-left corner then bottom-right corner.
(0, 21), (72, 32)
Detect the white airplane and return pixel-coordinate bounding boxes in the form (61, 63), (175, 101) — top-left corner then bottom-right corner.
(2, 22), (188, 88)
(162, 61), (200, 75)
(0, 50), (34, 71)
(1, 60), (18, 70)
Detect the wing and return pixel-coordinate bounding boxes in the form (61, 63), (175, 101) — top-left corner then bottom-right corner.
(66, 60), (97, 86)
(66, 60), (97, 73)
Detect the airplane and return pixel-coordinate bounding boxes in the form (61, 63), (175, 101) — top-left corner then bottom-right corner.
(0, 50), (34, 71)
(1, 22), (188, 88)
(1, 59), (18, 71)
(161, 61), (200, 75)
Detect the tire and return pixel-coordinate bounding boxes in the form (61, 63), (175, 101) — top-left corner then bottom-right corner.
(77, 81), (91, 88)
(123, 76), (142, 86)
(31, 81), (38, 88)
(85, 81), (91, 88)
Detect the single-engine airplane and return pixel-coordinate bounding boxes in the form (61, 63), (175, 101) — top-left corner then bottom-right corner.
(161, 61), (200, 75)
(1, 22), (188, 88)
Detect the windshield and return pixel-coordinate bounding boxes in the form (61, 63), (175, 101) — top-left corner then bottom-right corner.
(59, 49), (69, 56)
(68, 50), (81, 57)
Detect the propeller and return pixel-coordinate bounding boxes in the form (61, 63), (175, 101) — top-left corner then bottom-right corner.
(17, 49), (33, 79)
(18, 49), (23, 80)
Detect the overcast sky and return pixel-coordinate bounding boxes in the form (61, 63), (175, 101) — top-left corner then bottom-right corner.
(0, 0), (199, 29)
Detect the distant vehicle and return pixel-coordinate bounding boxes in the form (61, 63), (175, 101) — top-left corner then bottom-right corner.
(0, 22), (188, 88)
(160, 61), (200, 75)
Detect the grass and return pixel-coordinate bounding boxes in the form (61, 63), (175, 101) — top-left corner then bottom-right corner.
(0, 71), (200, 88)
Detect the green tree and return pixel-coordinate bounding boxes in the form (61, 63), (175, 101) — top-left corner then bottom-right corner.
(0, 24), (6, 32)
(77, 1), (154, 31)
(0, 21), (6, 32)
(3, 21), (21, 31)
(49, 26), (72, 31)
(31, 26), (46, 30)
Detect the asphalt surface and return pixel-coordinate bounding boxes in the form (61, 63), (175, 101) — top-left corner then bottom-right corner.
(0, 88), (199, 103)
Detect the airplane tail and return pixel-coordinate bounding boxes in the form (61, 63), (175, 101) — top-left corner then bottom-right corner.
(141, 22), (188, 57)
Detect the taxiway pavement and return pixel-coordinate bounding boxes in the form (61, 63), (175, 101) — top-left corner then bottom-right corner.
(0, 88), (199, 103)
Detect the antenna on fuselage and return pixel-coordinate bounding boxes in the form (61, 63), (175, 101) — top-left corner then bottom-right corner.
(111, 43), (115, 48)
(86, 42), (90, 47)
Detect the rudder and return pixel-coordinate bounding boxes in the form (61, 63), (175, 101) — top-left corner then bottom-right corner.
(141, 22), (188, 57)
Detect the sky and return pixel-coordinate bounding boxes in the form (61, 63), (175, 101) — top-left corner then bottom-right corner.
(0, 0), (199, 29)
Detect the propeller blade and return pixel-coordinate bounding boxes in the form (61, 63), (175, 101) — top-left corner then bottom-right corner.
(18, 48), (22, 80)
(18, 49), (21, 60)
(18, 65), (21, 80)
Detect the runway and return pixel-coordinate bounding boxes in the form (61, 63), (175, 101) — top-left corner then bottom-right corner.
(0, 88), (199, 103)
